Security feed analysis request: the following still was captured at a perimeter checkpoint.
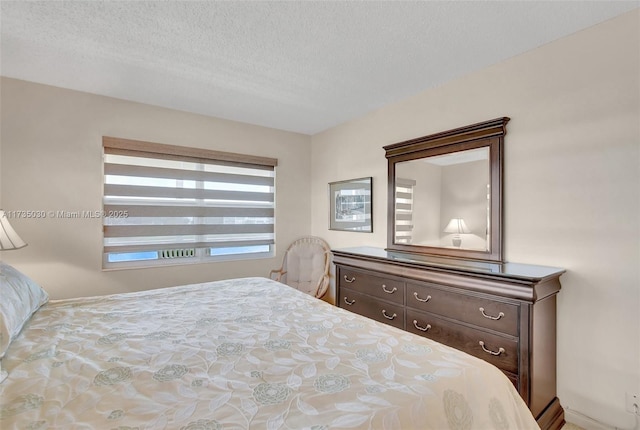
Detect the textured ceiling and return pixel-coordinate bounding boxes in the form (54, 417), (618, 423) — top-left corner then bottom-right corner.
(1, 1), (637, 135)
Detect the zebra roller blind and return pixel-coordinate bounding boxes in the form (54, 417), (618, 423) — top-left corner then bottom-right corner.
(395, 178), (415, 244)
(102, 137), (277, 268)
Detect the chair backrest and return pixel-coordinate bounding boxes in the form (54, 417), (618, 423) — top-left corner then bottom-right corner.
(281, 236), (330, 298)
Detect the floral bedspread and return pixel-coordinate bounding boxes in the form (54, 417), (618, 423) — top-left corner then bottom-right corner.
(0, 277), (539, 429)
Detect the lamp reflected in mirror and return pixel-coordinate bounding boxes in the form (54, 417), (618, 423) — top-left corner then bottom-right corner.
(443, 218), (470, 247)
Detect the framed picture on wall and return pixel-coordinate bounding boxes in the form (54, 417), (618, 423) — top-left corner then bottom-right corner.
(329, 177), (372, 232)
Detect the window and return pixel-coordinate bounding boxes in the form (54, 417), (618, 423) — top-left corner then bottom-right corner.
(394, 178), (415, 244)
(102, 137), (277, 269)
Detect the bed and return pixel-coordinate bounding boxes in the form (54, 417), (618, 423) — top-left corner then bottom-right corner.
(0, 262), (539, 429)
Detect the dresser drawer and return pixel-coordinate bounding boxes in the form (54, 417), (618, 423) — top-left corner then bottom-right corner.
(340, 288), (405, 330)
(406, 308), (518, 374)
(406, 282), (519, 336)
(339, 269), (404, 305)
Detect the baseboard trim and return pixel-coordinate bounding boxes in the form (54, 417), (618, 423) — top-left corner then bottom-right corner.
(564, 408), (617, 430)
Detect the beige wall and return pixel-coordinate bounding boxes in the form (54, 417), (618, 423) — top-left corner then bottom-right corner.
(311, 10), (639, 428)
(0, 78), (311, 299)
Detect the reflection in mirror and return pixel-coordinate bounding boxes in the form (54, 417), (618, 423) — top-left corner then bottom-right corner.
(394, 147), (490, 252)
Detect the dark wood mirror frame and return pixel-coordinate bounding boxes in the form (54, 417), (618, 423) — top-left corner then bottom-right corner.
(384, 117), (510, 262)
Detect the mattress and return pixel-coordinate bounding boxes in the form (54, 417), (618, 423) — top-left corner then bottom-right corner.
(0, 277), (539, 429)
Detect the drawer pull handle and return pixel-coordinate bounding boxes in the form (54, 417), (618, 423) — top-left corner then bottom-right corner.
(479, 307), (505, 320)
(382, 310), (397, 320)
(344, 297), (355, 306)
(413, 292), (432, 303)
(413, 320), (431, 332)
(479, 341), (505, 356)
(343, 275), (356, 283)
(381, 284), (397, 294)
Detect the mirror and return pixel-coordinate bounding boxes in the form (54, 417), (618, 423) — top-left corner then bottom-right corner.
(385, 117), (509, 262)
(394, 147), (490, 251)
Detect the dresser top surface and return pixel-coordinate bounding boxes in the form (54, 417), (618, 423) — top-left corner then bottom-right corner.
(332, 246), (565, 281)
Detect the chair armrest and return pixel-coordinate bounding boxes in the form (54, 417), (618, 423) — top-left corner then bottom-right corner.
(269, 269), (286, 282)
(315, 274), (331, 299)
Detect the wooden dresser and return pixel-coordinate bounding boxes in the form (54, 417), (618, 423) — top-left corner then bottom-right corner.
(333, 246), (565, 430)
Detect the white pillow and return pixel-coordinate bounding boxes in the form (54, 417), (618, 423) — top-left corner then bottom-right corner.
(0, 262), (49, 359)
